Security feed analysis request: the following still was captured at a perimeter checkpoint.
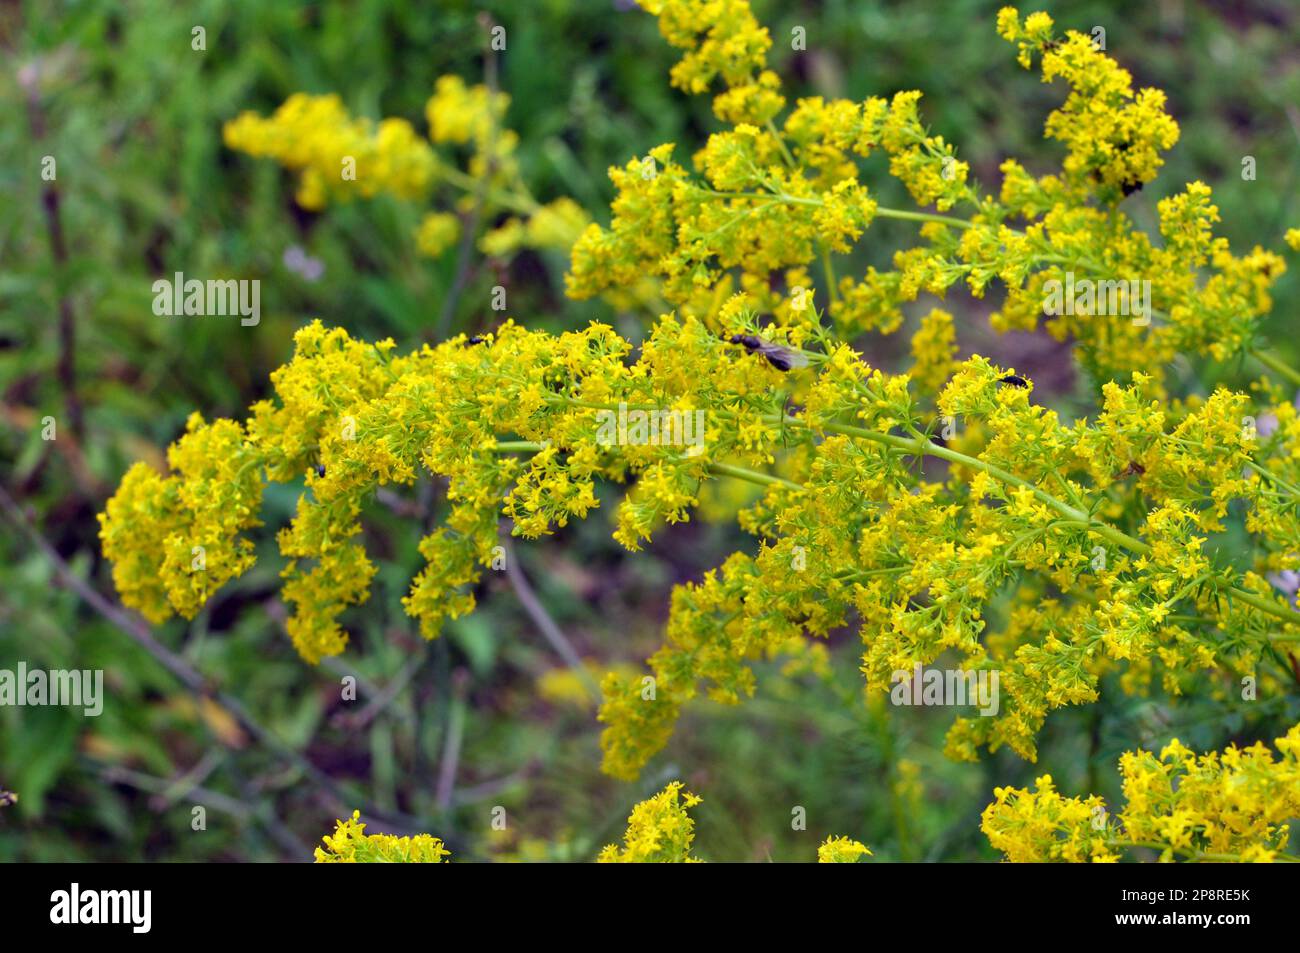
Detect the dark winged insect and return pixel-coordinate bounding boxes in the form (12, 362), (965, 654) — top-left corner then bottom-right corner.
(466, 335), (486, 345)
(313, 464), (326, 478)
(728, 334), (809, 371)
(1118, 460), (1146, 478)
(997, 374), (1029, 388)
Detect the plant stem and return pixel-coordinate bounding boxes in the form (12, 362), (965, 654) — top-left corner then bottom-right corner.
(1249, 347), (1300, 388)
(491, 440), (800, 491)
(774, 413), (1300, 628)
(706, 461), (802, 491)
(25, 81), (82, 437)
(820, 244), (841, 306)
(873, 207), (975, 230)
(493, 440), (545, 452)
(497, 400), (1300, 630)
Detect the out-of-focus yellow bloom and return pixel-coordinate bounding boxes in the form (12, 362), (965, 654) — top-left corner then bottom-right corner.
(224, 93), (435, 209)
(415, 211), (461, 258)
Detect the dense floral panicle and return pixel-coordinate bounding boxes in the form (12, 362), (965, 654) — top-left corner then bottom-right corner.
(98, 413), (263, 624)
(102, 311), (1300, 770)
(996, 8), (1179, 202)
(602, 345), (1300, 777)
(983, 724), (1300, 862)
(97, 462), (188, 624)
(982, 774), (1114, 862)
(817, 836), (873, 863)
(641, 0), (774, 109)
(314, 811), (450, 863)
(908, 307), (958, 392)
(577, 2), (1295, 387)
(598, 672), (684, 782)
(598, 781), (703, 862)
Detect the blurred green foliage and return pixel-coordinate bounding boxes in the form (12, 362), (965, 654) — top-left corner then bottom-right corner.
(1, 0), (1297, 861)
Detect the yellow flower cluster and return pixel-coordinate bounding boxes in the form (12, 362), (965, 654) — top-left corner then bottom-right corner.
(817, 836), (873, 863)
(643, 0), (776, 114)
(997, 9), (1179, 201)
(983, 723), (1300, 862)
(99, 413), (262, 623)
(223, 93), (435, 210)
(99, 309), (1300, 769)
(568, 2), (1297, 392)
(225, 77), (590, 262)
(415, 211), (460, 258)
(908, 307), (958, 393)
(598, 780), (703, 862)
(314, 810), (450, 863)
(316, 786), (869, 863)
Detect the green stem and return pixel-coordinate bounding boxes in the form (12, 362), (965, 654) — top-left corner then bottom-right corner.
(779, 414), (1300, 628)
(779, 414), (1147, 555)
(819, 244), (840, 305)
(706, 461), (802, 491)
(432, 158), (539, 216)
(510, 398), (1300, 630)
(873, 207), (975, 230)
(492, 440), (544, 452)
(492, 440), (800, 492)
(691, 186), (974, 230)
(764, 118), (797, 169)
(690, 186), (1300, 389)
(1249, 347), (1300, 388)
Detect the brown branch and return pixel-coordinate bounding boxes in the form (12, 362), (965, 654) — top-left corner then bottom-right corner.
(431, 13), (502, 342)
(0, 483), (440, 839)
(23, 70), (82, 437)
(501, 533), (600, 700)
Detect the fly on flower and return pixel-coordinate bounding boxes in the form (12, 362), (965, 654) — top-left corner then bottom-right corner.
(997, 373), (1029, 388)
(728, 334), (809, 372)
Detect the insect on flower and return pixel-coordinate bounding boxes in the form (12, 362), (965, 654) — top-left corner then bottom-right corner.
(728, 334), (809, 372)
(997, 374), (1030, 388)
